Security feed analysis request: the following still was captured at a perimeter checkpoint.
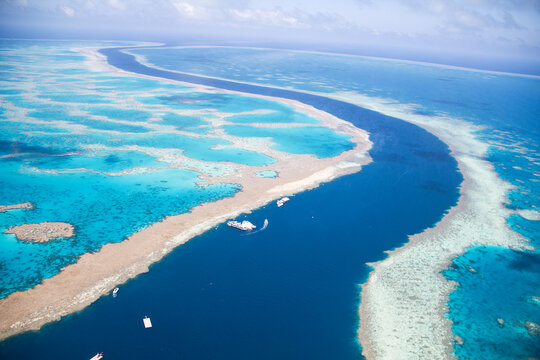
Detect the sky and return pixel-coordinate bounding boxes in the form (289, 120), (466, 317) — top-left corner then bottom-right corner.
(1, 0), (540, 73)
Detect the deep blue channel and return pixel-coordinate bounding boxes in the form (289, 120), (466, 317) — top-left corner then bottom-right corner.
(0, 47), (462, 359)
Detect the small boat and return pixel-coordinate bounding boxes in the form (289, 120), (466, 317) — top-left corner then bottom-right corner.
(227, 220), (256, 231)
(112, 288), (119, 297)
(89, 352), (103, 360)
(277, 197), (290, 207)
(143, 315), (152, 328)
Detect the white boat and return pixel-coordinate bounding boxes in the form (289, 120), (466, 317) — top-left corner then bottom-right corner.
(112, 287), (119, 297)
(227, 220), (256, 231)
(143, 315), (152, 328)
(277, 197), (290, 207)
(89, 352), (103, 360)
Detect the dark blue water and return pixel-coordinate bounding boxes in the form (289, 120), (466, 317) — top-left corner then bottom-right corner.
(0, 47), (461, 359)
(128, 46), (540, 359)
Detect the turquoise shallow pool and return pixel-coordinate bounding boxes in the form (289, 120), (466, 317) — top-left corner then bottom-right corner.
(223, 124), (355, 158)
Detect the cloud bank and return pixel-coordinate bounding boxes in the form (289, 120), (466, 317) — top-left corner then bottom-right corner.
(0, 0), (539, 72)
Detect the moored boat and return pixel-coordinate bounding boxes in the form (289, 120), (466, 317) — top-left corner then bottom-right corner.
(227, 220), (256, 231)
(277, 197), (290, 207)
(143, 315), (152, 328)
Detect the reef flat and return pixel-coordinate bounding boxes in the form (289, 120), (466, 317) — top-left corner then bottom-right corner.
(343, 93), (533, 359)
(5, 222), (75, 243)
(0, 42), (372, 341)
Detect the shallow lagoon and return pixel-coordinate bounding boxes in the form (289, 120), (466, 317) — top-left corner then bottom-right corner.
(0, 40), (353, 301)
(224, 124), (355, 158)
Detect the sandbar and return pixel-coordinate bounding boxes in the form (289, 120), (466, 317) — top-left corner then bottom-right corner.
(0, 202), (33, 213)
(5, 222), (75, 243)
(0, 47), (372, 341)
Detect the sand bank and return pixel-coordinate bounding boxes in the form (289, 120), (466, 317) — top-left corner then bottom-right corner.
(0, 48), (372, 341)
(0, 203), (33, 213)
(327, 92), (532, 359)
(5, 222), (75, 243)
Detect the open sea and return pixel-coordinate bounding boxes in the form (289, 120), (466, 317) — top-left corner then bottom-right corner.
(0, 42), (538, 359)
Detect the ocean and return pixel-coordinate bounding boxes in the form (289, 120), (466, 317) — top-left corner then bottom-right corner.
(127, 46), (540, 359)
(0, 40), (461, 359)
(0, 41), (537, 359)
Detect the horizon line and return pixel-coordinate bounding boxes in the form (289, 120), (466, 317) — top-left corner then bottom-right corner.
(2, 37), (539, 79)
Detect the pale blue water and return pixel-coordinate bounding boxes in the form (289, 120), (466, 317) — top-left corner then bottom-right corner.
(38, 93), (113, 104)
(28, 150), (163, 173)
(256, 170), (278, 178)
(226, 110), (320, 124)
(85, 106), (152, 122)
(223, 124), (355, 158)
(159, 113), (209, 129)
(129, 46), (540, 359)
(138, 91), (304, 114)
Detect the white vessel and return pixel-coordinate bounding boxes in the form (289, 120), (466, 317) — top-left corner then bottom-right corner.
(112, 287), (119, 297)
(143, 316), (152, 328)
(227, 220), (256, 231)
(90, 352), (103, 360)
(277, 197), (290, 207)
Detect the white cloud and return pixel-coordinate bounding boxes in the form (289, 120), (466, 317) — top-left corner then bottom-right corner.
(60, 5), (75, 17)
(171, 1), (210, 19)
(172, 2), (195, 17)
(0, 0), (538, 62)
(395, 0), (528, 31)
(229, 8), (302, 28)
(108, 0), (126, 11)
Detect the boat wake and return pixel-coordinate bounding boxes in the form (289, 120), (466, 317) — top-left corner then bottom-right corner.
(244, 219), (268, 236)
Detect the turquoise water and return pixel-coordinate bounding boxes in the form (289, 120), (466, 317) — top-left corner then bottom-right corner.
(1, 121), (68, 134)
(128, 46), (540, 359)
(443, 247), (540, 358)
(224, 124), (355, 158)
(159, 113), (209, 129)
(256, 170), (278, 178)
(0, 40), (354, 301)
(85, 106), (152, 122)
(38, 93), (113, 104)
(0, 158), (240, 296)
(226, 110), (320, 124)
(138, 92), (303, 114)
(27, 150), (163, 173)
(93, 77), (187, 92)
